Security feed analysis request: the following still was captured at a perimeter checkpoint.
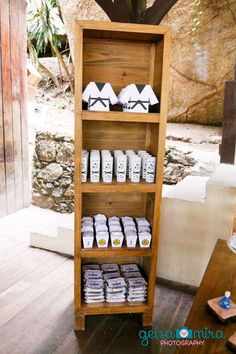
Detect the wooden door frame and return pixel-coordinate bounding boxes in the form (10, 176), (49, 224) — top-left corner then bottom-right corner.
(0, 0), (29, 217)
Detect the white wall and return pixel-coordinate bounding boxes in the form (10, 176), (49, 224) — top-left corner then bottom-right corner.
(158, 164), (236, 287)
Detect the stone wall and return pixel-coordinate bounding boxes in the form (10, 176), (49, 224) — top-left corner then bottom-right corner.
(32, 132), (196, 213)
(32, 132), (74, 213)
(59, 0), (236, 125)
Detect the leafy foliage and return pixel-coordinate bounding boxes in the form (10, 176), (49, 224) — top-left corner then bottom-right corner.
(27, 0), (74, 92)
(190, 0), (203, 47)
(27, 0), (65, 55)
(125, 0), (147, 23)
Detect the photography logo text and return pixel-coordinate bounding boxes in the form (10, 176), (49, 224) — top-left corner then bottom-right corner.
(139, 326), (225, 347)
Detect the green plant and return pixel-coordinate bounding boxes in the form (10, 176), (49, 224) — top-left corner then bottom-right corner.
(191, 0), (203, 48)
(27, 0), (74, 92)
(27, 31), (60, 87)
(125, 0), (147, 23)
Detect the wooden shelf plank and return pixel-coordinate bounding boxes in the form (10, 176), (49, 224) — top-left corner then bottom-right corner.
(82, 110), (160, 123)
(81, 180), (156, 193)
(80, 301), (151, 315)
(79, 20), (169, 36)
(80, 246), (153, 257)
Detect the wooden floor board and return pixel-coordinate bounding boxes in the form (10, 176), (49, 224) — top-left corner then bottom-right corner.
(12, 298), (74, 354)
(153, 285), (184, 329)
(168, 293), (193, 330)
(0, 257), (71, 328)
(51, 315), (107, 354)
(0, 246), (37, 270)
(81, 314), (128, 354)
(0, 238), (27, 265)
(0, 234), (194, 354)
(103, 315), (146, 354)
(0, 248), (61, 293)
(105, 286), (193, 354)
(0, 252), (68, 308)
(0, 274), (73, 352)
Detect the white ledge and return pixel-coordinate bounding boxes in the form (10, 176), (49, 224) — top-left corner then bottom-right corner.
(207, 164), (236, 188)
(164, 176), (209, 202)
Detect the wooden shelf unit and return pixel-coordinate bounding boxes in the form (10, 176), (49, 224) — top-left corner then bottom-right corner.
(74, 20), (171, 331)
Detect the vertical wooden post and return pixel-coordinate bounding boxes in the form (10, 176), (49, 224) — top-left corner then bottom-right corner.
(0, 0), (29, 217)
(233, 217), (236, 233)
(220, 64), (236, 164)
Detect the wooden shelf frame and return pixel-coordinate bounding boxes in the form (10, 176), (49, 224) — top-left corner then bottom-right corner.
(80, 246), (153, 257)
(82, 110), (160, 123)
(80, 302), (151, 315)
(81, 180), (156, 193)
(74, 20), (171, 330)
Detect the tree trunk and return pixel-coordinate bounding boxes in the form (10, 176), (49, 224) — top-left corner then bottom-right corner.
(131, 0), (147, 23)
(142, 0), (178, 24)
(94, 0), (131, 22)
(27, 35), (60, 88)
(50, 40), (74, 93)
(94, 0), (178, 24)
(38, 61), (60, 87)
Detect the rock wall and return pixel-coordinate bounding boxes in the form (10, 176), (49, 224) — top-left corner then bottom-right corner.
(59, 0), (236, 125)
(32, 132), (74, 213)
(32, 132), (196, 213)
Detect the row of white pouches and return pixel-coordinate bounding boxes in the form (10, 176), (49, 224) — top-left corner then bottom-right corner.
(82, 149), (156, 183)
(82, 263), (147, 303)
(81, 214), (152, 249)
(82, 82), (158, 113)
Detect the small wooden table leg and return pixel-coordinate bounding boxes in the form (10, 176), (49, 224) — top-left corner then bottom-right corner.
(75, 314), (85, 331)
(142, 312), (153, 327)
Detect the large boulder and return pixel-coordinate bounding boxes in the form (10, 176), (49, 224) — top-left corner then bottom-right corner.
(36, 140), (56, 162)
(59, 0), (236, 125)
(56, 142), (74, 166)
(37, 163), (63, 182)
(64, 183), (74, 197)
(32, 193), (55, 209)
(163, 0), (236, 125)
(166, 149), (196, 167)
(164, 147), (197, 184)
(51, 187), (65, 198)
(164, 163), (187, 185)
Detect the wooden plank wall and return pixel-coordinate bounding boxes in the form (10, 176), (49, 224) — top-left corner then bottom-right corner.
(0, 0), (29, 217)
